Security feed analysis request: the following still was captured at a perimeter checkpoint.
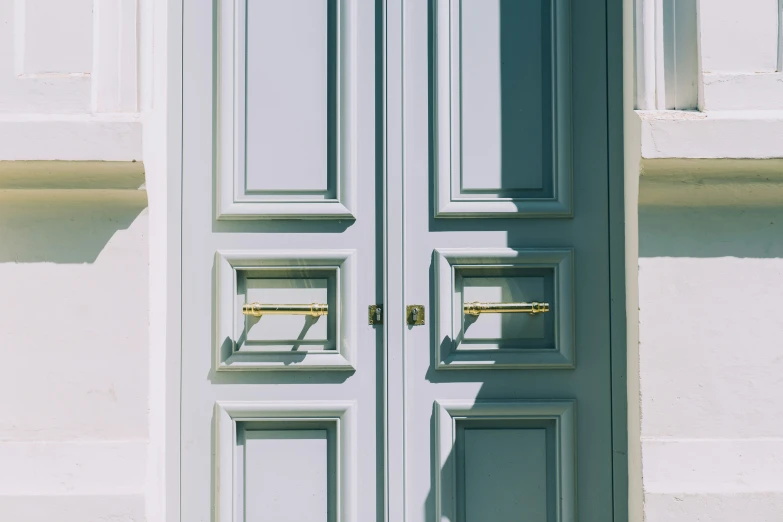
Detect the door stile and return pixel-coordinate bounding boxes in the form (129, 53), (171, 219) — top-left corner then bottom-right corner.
(383, 0), (406, 520)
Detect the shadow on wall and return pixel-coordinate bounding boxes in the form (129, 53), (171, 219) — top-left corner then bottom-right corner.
(0, 191), (148, 263)
(639, 207), (783, 259)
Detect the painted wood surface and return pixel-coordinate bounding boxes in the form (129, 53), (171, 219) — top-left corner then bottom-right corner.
(182, 1), (615, 521)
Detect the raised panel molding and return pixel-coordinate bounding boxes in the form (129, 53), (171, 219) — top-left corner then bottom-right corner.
(434, 0), (572, 218)
(434, 400), (576, 522)
(216, 0), (358, 219)
(434, 248), (575, 369)
(215, 401), (356, 522)
(215, 250), (357, 370)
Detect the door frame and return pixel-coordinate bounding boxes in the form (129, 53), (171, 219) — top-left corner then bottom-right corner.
(160, 0), (183, 521)
(607, 0), (629, 520)
(159, 0), (628, 520)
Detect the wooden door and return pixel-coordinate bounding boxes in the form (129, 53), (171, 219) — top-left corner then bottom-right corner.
(180, 0), (619, 520)
(181, 1), (379, 521)
(392, 0), (616, 520)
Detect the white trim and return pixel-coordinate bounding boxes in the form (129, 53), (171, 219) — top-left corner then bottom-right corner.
(383, 0), (405, 518)
(161, 2), (183, 522)
(92, 0), (139, 113)
(635, 0), (698, 110)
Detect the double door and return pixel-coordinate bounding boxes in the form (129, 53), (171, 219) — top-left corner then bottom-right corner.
(181, 0), (617, 520)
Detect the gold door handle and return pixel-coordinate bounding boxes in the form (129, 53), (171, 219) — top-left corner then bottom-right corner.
(464, 301), (550, 316)
(242, 303), (328, 317)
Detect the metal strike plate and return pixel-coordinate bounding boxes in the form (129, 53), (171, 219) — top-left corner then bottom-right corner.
(406, 305), (425, 325)
(369, 305), (383, 325)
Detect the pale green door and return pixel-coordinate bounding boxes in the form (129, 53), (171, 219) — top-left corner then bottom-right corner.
(389, 0), (618, 520)
(179, 0), (621, 520)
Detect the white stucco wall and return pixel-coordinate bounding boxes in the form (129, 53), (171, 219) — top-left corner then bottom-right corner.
(0, 193), (149, 521)
(631, 0), (783, 520)
(0, 1), (151, 521)
(638, 206), (783, 521)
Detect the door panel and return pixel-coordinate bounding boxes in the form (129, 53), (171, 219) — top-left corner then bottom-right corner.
(402, 0), (613, 520)
(181, 0), (377, 521)
(215, 402), (354, 522)
(435, 401), (576, 521)
(434, 0), (572, 217)
(216, 0), (359, 219)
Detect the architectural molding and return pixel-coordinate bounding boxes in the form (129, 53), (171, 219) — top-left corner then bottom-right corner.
(0, 115), (142, 162)
(215, 0), (358, 220)
(214, 401), (357, 522)
(433, 0), (573, 218)
(215, 249), (357, 371)
(434, 247), (575, 369)
(635, 0), (698, 111)
(0, 160), (145, 191)
(434, 399), (576, 522)
(638, 110), (783, 160)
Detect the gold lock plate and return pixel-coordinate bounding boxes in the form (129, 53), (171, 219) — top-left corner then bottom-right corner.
(369, 305), (383, 325)
(406, 305), (425, 325)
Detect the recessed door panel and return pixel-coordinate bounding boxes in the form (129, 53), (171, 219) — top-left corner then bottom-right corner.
(459, 273), (551, 345)
(435, 401), (576, 522)
(462, 428), (549, 520)
(244, 430), (331, 521)
(215, 402), (354, 522)
(434, 0), (572, 217)
(216, 250), (356, 370)
(460, 0), (549, 193)
(240, 274), (334, 348)
(216, 0), (358, 219)
(244, 1), (333, 195)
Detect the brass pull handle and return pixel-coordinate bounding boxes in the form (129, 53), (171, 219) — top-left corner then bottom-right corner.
(464, 301), (550, 316)
(242, 303), (328, 317)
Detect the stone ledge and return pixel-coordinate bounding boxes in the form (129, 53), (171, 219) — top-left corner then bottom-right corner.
(639, 160), (783, 206)
(0, 161), (145, 191)
(0, 115), (142, 162)
(639, 110), (783, 160)
(637, 111), (783, 205)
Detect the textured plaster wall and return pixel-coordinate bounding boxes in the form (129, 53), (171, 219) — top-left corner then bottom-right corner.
(0, 194), (149, 521)
(633, 0), (783, 520)
(0, 1), (150, 521)
(638, 206), (783, 521)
